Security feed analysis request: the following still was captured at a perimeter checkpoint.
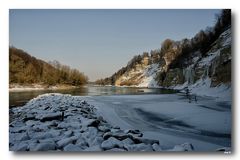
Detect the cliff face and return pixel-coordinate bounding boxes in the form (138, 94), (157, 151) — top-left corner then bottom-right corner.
(100, 27), (231, 92)
(114, 58), (160, 87)
(160, 27), (231, 88)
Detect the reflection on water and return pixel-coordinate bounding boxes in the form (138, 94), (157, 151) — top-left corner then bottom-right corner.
(9, 85), (177, 107)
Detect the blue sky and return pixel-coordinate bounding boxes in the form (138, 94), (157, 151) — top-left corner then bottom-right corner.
(9, 9), (220, 81)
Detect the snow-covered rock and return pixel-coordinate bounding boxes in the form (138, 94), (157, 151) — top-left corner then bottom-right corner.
(124, 143), (153, 151)
(11, 142), (28, 151)
(31, 132), (54, 140)
(10, 132), (30, 141)
(107, 148), (126, 152)
(57, 136), (78, 148)
(37, 112), (62, 122)
(31, 142), (56, 151)
(152, 143), (162, 151)
(101, 137), (123, 150)
(63, 144), (83, 151)
(82, 119), (100, 127)
(122, 138), (134, 145)
(84, 145), (102, 151)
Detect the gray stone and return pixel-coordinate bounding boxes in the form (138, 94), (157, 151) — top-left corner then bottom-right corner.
(83, 119), (100, 127)
(90, 137), (104, 147)
(38, 112), (62, 122)
(124, 143), (153, 151)
(10, 126), (28, 133)
(101, 137), (123, 150)
(103, 132), (129, 141)
(122, 138), (134, 145)
(152, 143), (162, 151)
(131, 136), (159, 145)
(31, 132), (53, 140)
(13, 132), (30, 141)
(75, 137), (88, 148)
(84, 145), (102, 151)
(31, 142), (56, 151)
(106, 148), (126, 152)
(11, 142), (28, 151)
(63, 130), (73, 138)
(23, 114), (36, 122)
(63, 144), (83, 151)
(98, 125), (110, 132)
(57, 136), (78, 148)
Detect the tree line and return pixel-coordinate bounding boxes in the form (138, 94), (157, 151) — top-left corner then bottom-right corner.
(9, 47), (88, 86)
(167, 9), (231, 69)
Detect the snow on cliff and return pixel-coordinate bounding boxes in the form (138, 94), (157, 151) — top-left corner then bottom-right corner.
(115, 63), (160, 88)
(173, 28), (231, 101)
(137, 64), (160, 88)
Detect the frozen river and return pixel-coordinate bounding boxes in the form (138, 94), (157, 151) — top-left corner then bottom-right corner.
(85, 94), (231, 151)
(9, 86), (231, 151)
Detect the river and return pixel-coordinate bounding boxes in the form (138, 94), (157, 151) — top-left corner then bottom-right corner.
(9, 85), (177, 107)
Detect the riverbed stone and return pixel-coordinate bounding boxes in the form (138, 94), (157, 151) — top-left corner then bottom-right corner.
(31, 142), (56, 151)
(124, 143), (153, 151)
(57, 136), (78, 148)
(101, 137), (123, 150)
(63, 144), (83, 151)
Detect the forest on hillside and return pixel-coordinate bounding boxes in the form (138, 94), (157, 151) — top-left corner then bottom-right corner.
(9, 47), (88, 86)
(95, 9), (231, 86)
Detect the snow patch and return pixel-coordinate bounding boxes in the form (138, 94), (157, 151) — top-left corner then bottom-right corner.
(137, 64), (160, 88)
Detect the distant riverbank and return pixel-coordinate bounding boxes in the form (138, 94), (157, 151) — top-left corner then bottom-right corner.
(9, 84), (81, 92)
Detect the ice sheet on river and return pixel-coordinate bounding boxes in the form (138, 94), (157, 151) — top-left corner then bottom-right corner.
(85, 94), (231, 151)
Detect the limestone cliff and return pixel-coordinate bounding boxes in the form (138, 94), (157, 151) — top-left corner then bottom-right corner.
(100, 27), (231, 89)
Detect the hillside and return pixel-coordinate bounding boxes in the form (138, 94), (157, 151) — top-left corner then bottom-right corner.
(9, 47), (88, 86)
(96, 10), (231, 98)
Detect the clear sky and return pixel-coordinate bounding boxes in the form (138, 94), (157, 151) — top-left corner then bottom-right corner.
(9, 9), (220, 81)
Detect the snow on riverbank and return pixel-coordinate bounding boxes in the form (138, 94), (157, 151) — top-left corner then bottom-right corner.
(9, 84), (45, 91)
(9, 84), (78, 92)
(173, 77), (231, 102)
(9, 93), (195, 152)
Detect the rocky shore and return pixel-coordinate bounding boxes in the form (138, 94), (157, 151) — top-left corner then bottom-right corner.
(9, 93), (194, 151)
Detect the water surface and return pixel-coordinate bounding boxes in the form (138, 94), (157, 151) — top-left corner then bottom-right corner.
(9, 85), (177, 107)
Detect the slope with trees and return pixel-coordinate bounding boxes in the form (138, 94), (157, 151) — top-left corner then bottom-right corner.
(9, 47), (88, 87)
